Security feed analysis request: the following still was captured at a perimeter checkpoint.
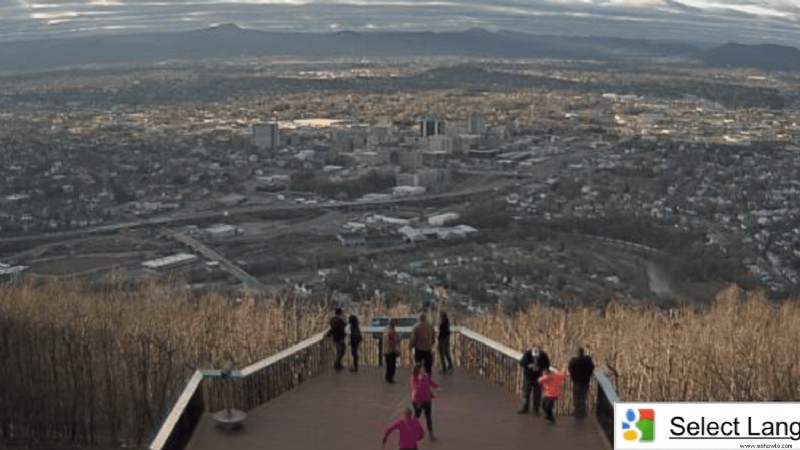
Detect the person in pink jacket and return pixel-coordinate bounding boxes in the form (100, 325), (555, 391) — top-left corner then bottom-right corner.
(410, 362), (439, 440)
(382, 407), (424, 450)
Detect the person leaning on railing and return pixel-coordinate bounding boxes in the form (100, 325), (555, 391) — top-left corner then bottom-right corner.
(383, 319), (399, 383)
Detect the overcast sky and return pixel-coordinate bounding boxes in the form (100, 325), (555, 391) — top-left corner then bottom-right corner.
(1, 0), (799, 44)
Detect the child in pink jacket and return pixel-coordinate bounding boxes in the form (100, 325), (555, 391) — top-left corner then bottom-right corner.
(382, 407), (424, 450)
(410, 362), (439, 439)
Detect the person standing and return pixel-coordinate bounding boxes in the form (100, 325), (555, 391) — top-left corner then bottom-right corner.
(410, 313), (435, 376)
(383, 319), (399, 383)
(568, 347), (595, 418)
(517, 345), (550, 415)
(348, 315), (363, 372)
(382, 407), (424, 450)
(538, 367), (569, 423)
(328, 308), (347, 372)
(437, 311), (453, 373)
(410, 362), (439, 440)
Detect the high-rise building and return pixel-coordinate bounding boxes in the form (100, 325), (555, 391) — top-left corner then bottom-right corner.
(467, 111), (486, 135)
(253, 122), (279, 150)
(419, 119), (446, 137)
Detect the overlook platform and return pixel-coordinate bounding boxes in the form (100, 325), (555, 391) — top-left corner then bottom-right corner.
(187, 366), (607, 450)
(151, 327), (618, 450)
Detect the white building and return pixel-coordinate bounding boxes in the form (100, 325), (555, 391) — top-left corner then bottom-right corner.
(428, 212), (460, 226)
(202, 224), (239, 240)
(393, 186), (426, 197)
(141, 253), (199, 271)
(0, 263), (27, 281)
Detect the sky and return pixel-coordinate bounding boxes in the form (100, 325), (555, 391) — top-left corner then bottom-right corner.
(1, 0), (799, 44)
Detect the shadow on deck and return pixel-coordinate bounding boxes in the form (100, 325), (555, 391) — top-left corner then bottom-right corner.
(187, 367), (608, 450)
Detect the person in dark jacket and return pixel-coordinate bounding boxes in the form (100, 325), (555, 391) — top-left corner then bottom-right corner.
(348, 315), (363, 372)
(517, 345), (550, 415)
(568, 347), (595, 417)
(383, 319), (399, 383)
(328, 308), (347, 372)
(437, 311), (453, 373)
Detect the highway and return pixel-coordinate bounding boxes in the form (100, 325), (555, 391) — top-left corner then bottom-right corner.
(164, 228), (268, 291)
(0, 143), (615, 247)
(0, 181), (505, 246)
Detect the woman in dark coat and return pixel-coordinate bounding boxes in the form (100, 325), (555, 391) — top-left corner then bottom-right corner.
(438, 311), (453, 372)
(348, 315), (363, 372)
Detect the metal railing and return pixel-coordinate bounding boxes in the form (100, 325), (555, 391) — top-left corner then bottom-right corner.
(455, 327), (619, 445)
(148, 326), (619, 450)
(149, 331), (332, 450)
(595, 368), (620, 447)
(149, 371), (205, 450)
(203, 330), (332, 412)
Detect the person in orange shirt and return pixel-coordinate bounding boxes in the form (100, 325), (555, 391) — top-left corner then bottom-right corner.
(538, 368), (569, 424)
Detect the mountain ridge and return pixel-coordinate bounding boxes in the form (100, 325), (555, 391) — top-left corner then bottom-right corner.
(0, 25), (797, 72)
(702, 42), (800, 71)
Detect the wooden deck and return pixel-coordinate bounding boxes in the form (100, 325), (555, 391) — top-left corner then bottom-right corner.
(187, 367), (609, 450)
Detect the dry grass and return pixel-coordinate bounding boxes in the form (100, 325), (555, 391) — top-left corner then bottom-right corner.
(0, 278), (412, 448)
(0, 280), (797, 449)
(464, 285), (800, 403)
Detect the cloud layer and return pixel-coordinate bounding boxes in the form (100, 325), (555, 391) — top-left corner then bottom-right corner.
(1, 0), (799, 44)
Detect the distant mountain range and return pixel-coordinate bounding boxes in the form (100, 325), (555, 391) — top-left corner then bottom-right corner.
(701, 42), (800, 71)
(1, 24), (799, 73)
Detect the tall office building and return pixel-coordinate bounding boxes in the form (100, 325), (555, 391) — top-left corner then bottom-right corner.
(419, 119), (446, 138)
(253, 122), (279, 150)
(467, 111), (486, 135)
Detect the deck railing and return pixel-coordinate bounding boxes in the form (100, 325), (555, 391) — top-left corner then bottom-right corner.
(149, 326), (619, 450)
(594, 368), (620, 447)
(148, 371), (205, 450)
(455, 327), (619, 445)
(149, 331), (333, 450)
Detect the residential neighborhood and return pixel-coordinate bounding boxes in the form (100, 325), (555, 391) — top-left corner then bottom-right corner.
(1, 58), (799, 307)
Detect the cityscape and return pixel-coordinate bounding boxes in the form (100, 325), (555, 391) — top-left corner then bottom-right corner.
(1, 56), (799, 308)
(3, 1), (800, 450)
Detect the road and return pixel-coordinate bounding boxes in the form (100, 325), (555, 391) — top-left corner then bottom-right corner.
(164, 228), (268, 291)
(0, 181), (506, 246)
